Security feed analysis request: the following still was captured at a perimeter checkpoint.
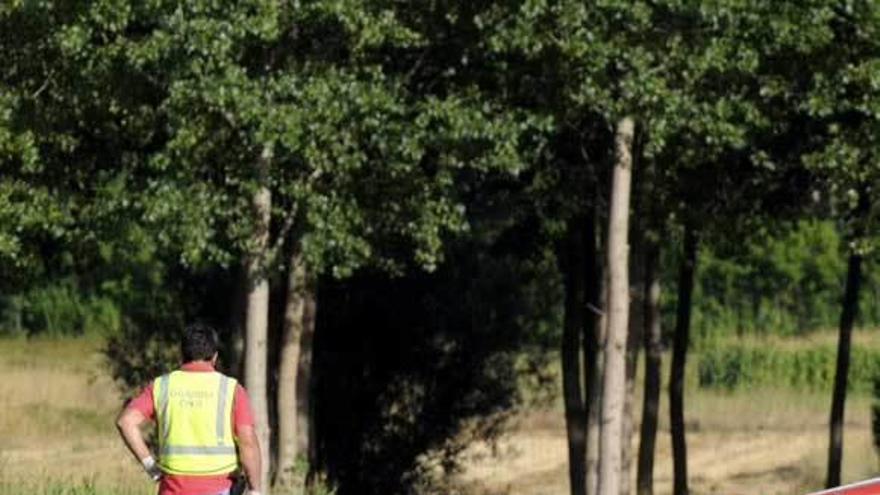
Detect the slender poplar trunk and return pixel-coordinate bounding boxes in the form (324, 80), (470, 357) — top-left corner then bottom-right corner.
(587, 298), (604, 495)
(562, 217), (588, 495)
(637, 241), (662, 495)
(300, 284), (318, 475)
(585, 205), (603, 495)
(245, 146), (273, 493)
(826, 191), (869, 488)
(621, 288), (642, 495)
(597, 116), (635, 495)
(621, 205), (645, 495)
(276, 241), (308, 489)
(303, 291), (323, 491)
(670, 225), (697, 495)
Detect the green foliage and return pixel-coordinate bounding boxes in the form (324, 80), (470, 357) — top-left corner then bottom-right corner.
(698, 338), (880, 393)
(0, 281), (119, 338)
(782, 2), (880, 253)
(63, 0), (536, 277)
(676, 220), (880, 343)
(0, 223), (181, 340)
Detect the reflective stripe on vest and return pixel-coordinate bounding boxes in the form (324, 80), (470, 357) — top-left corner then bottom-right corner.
(153, 370), (238, 475)
(161, 445), (237, 455)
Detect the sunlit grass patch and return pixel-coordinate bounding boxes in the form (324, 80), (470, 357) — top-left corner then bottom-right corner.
(0, 337), (104, 373)
(16, 404), (111, 436)
(0, 478), (152, 495)
(0, 337), (145, 488)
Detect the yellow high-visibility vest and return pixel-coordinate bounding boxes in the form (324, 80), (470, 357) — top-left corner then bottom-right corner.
(153, 370), (238, 475)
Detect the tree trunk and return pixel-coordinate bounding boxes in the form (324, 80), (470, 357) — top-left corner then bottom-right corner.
(597, 116), (635, 495)
(670, 225), (697, 495)
(244, 146), (273, 493)
(276, 241), (309, 489)
(621, 199), (645, 495)
(562, 216), (588, 495)
(300, 282), (318, 475)
(621, 288), (642, 495)
(584, 204), (603, 495)
(302, 292), (321, 488)
(637, 241), (662, 495)
(826, 191), (869, 488)
(587, 296), (604, 495)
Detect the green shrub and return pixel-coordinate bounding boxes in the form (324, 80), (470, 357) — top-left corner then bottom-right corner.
(671, 220), (880, 344)
(20, 283), (83, 337)
(0, 280), (121, 338)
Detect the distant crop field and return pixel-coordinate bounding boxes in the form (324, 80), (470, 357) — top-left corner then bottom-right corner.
(697, 330), (880, 392)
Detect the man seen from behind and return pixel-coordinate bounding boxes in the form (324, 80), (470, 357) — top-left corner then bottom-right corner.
(116, 323), (262, 495)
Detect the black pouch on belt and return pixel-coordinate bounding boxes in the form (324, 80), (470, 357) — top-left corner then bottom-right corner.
(230, 473), (248, 495)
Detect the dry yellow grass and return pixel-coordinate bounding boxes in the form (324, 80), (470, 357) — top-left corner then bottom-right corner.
(455, 373), (879, 495)
(0, 337), (152, 494)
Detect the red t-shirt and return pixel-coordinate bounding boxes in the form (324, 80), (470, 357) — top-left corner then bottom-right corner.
(126, 362), (255, 495)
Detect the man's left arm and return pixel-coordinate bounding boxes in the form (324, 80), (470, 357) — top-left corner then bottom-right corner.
(116, 388), (161, 481)
(116, 408), (153, 463)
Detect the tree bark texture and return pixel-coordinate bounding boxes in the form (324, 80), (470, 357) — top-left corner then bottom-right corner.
(244, 147), (273, 492)
(302, 292), (321, 488)
(826, 190), (869, 489)
(299, 283), (318, 470)
(621, 198), (645, 495)
(276, 241), (309, 489)
(620, 292), (642, 495)
(587, 297), (605, 495)
(620, 129), (649, 495)
(585, 205), (603, 495)
(597, 116), (635, 495)
(562, 216), (588, 495)
(670, 225), (697, 495)
(637, 241), (662, 495)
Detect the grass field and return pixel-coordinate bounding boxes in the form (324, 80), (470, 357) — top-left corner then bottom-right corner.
(454, 330), (880, 495)
(452, 388), (876, 495)
(0, 337), (151, 495)
(0, 335), (877, 495)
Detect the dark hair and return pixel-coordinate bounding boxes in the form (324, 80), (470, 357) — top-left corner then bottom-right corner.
(181, 323), (219, 362)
